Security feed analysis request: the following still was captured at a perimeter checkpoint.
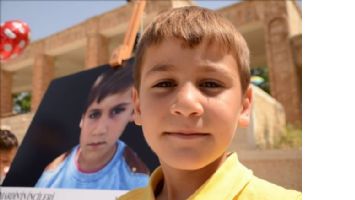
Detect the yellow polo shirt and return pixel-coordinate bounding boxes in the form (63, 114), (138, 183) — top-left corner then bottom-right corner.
(118, 153), (301, 200)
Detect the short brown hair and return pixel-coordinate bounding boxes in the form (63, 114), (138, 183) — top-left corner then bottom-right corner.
(83, 58), (134, 114)
(0, 129), (18, 151)
(134, 6), (250, 93)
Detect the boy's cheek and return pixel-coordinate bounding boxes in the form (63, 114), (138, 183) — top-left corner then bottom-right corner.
(133, 112), (142, 126)
(128, 111), (135, 122)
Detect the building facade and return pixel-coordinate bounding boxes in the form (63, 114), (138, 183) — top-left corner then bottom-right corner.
(0, 0), (302, 124)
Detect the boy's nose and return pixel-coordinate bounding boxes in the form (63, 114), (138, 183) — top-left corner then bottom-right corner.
(92, 118), (109, 135)
(170, 83), (204, 117)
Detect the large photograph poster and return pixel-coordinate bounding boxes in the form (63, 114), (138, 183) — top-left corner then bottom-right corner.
(3, 60), (159, 189)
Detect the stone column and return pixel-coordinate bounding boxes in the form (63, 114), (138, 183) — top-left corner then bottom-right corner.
(291, 35), (302, 102)
(85, 18), (108, 69)
(31, 54), (54, 111)
(0, 70), (13, 115)
(262, 2), (302, 125)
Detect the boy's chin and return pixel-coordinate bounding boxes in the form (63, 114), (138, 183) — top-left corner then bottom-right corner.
(162, 153), (224, 171)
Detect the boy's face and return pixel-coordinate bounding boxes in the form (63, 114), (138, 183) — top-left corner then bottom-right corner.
(133, 38), (252, 170)
(0, 148), (17, 179)
(79, 89), (133, 160)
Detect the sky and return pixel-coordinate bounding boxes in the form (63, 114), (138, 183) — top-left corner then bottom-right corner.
(0, 0), (242, 42)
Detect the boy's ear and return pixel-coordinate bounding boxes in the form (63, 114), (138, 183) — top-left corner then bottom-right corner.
(238, 85), (253, 128)
(131, 88), (142, 126)
(79, 117), (84, 128)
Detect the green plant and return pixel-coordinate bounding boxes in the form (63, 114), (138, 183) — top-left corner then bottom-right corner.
(250, 67), (270, 94)
(13, 92), (31, 114)
(274, 124), (302, 149)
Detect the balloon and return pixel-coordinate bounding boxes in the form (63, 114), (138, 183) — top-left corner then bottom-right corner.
(0, 20), (31, 62)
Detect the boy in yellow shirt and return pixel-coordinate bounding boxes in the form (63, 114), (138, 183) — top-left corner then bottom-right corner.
(119, 6), (301, 200)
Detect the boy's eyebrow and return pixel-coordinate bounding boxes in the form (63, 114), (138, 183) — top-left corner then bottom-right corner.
(87, 102), (130, 112)
(145, 64), (175, 76)
(197, 64), (237, 80)
(200, 64), (232, 75)
(84, 108), (100, 116)
(112, 102), (130, 108)
(145, 63), (234, 77)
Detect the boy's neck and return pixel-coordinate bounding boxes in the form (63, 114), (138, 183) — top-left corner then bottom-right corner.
(157, 152), (228, 200)
(76, 144), (117, 173)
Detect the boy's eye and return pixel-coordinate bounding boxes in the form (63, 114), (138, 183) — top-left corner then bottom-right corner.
(111, 107), (125, 116)
(88, 111), (101, 119)
(153, 80), (177, 88)
(199, 80), (223, 88)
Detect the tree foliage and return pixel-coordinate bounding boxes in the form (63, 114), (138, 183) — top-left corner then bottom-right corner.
(13, 92), (31, 114)
(251, 67), (270, 94)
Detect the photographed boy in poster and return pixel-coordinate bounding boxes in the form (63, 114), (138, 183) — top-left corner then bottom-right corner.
(119, 6), (301, 200)
(0, 129), (19, 185)
(36, 59), (149, 190)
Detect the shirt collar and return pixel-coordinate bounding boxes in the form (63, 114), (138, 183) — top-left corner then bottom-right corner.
(144, 165), (164, 199)
(188, 153), (252, 199)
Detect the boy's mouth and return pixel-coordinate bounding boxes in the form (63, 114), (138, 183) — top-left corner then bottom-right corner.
(163, 131), (210, 139)
(87, 141), (106, 147)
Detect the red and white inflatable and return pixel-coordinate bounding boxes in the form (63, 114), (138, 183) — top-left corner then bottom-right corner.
(0, 20), (31, 62)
